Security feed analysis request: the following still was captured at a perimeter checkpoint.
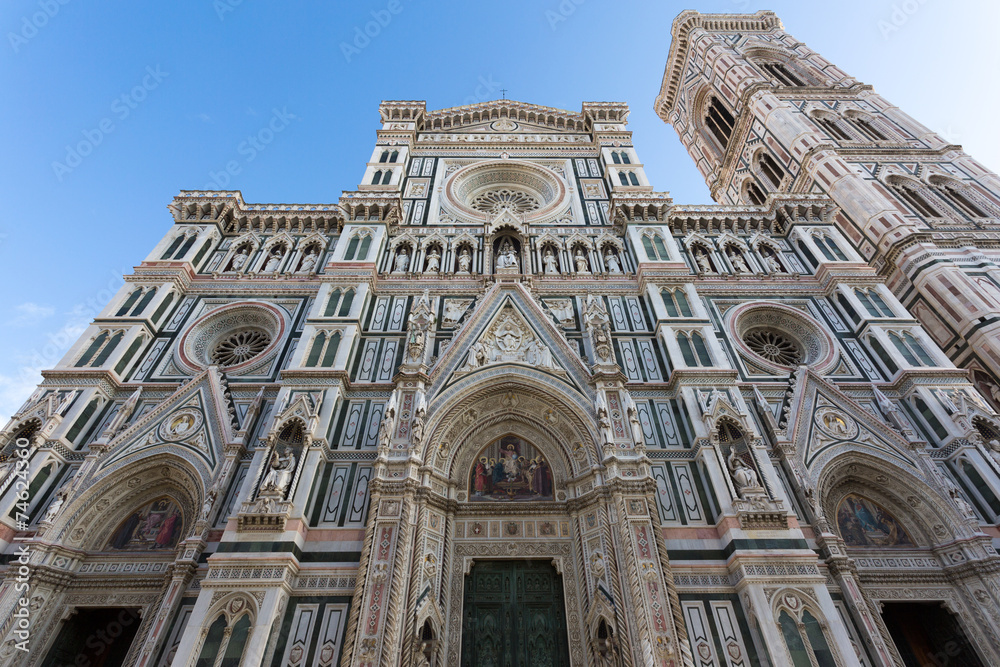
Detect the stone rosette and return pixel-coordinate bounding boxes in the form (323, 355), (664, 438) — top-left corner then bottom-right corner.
(442, 159), (570, 224)
(176, 301), (288, 375)
(726, 301), (838, 374)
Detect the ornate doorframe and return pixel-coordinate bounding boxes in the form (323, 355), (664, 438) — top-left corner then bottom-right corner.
(452, 547), (579, 666)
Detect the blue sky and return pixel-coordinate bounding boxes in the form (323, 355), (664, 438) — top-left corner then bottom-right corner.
(1, 0), (998, 419)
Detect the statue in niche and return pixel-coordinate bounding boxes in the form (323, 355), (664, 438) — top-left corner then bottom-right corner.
(761, 248), (784, 273)
(694, 248), (714, 273)
(727, 449), (760, 496)
(457, 247), (472, 274)
(263, 246), (285, 272)
(543, 248), (559, 274)
(574, 248), (590, 273)
(411, 407), (425, 447)
(297, 248), (319, 273)
(727, 248), (749, 273)
(392, 247), (410, 274)
(260, 447), (297, 496)
(605, 250), (622, 274)
(496, 239), (519, 270)
(228, 245), (250, 272)
(424, 247), (441, 273)
(42, 487), (68, 524)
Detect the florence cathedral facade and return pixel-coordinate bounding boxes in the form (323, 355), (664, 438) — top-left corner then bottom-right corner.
(6, 9), (1000, 667)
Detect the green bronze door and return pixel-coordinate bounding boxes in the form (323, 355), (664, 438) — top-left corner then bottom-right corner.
(461, 560), (571, 667)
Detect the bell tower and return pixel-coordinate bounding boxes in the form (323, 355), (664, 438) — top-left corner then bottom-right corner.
(656, 10), (1000, 389)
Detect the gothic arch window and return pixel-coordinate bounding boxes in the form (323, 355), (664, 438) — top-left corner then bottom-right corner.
(837, 292), (860, 325)
(628, 172), (639, 186)
(844, 111), (889, 141)
(75, 330), (124, 367)
(889, 331), (935, 367)
(379, 150), (390, 163)
(812, 234), (848, 261)
(390, 150), (399, 163)
(305, 330), (341, 368)
(610, 150), (631, 165)
(65, 398), (100, 443)
(913, 396), (949, 441)
(195, 613), (252, 667)
(854, 289), (894, 317)
(382, 170), (393, 185)
(642, 232), (670, 260)
(338, 289), (355, 317)
(114, 333), (147, 377)
(324, 288), (355, 317)
(960, 458), (1000, 517)
(705, 97), (737, 151)
(116, 288), (143, 316)
(618, 171), (628, 186)
(755, 151), (785, 190)
(661, 287), (693, 318)
(796, 240), (818, 269)
(867, 335), (899, 376)
(192, 238), (213, 268)
(677, 331), (712, 366)
(161, 234), (186, 260)
(371, 170), (383, 185)
(811, 110), (852, 142)
(131, 287), (157, 316)
(758, 61), (806, 87)
(343, 232), (373, 261)
(176, 234), (199, 259)
(930, 177), (996, 220)
(777, 605), (838, 667)
(743, 180), (767, 205)
(888, 177), (942, 218)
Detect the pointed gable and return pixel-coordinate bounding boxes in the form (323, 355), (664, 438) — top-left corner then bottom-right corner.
(787, 368), (917, 476)
(429, 283), (591, 397)
(98, 367), (239, 477)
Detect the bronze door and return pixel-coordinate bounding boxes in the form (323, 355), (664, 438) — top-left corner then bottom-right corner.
(461, 560), (571, 667)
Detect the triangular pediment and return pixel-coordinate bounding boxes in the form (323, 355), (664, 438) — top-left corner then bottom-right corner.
(787, 368), (917, 480)
(98, 367), (238, 478)
(429, 283), (592, 397)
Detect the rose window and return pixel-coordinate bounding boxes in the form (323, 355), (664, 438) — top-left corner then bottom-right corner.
(471, 188), (541, 215)
(742, 328), (802, 366)
(210, 329), (272, 366)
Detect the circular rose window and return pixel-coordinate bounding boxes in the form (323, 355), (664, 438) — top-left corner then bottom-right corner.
(742, 329), (802, 366)
(177, 302), (287, 375)
(726, 302), (837, 374)
(211, 329), (272, 366)
(471, 188), (540, 215)
(443, 160), (569, 223)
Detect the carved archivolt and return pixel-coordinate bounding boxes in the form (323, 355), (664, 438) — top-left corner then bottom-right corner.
(422, 374), (598, 482)
(50, 453), (202, 551)
(816, 452), (966, 546)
